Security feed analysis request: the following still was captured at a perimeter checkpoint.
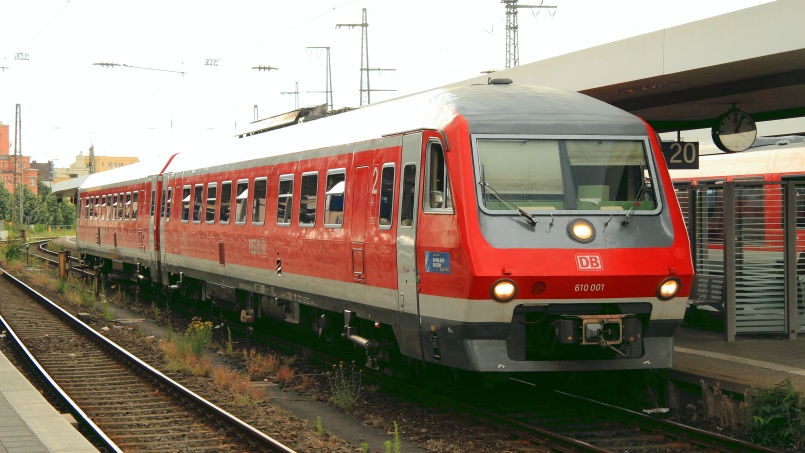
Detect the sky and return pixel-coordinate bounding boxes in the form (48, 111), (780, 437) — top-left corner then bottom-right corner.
(0, 0), (776, 167)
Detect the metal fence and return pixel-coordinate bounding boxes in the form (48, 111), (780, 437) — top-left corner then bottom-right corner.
(674, 181), (805, 340)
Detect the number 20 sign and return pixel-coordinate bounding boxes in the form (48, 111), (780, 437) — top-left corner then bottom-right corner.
(661, 141), (699, 170)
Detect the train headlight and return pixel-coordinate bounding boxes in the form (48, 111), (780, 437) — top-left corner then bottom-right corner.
(491, 279), (518, 302)
(657, 277), (681, 301)
(567, 218), (595, 243)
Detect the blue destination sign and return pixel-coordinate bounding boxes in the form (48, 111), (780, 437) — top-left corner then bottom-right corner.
(425, 251), (451, 274)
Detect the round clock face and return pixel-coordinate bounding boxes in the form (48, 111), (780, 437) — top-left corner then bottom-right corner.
(712, 110), (757, 152)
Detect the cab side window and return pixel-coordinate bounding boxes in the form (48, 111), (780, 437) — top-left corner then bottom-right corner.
(424, 141), (453, 212)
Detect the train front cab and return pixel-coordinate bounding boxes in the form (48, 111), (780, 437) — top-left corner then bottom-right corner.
(411, 131), (693, 373)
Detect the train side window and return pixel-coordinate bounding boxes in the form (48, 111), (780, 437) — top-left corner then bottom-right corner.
(165, 188), (172, 221)
(106, 195), (112, 220)
(400, 164), (416, 227)
(324, 170), (345, 228)
(206, 183), (218, 224)
(118, 192), (125, 220)
(378, 165), (395, 229)
(151, 190), (156, 218)
(160, 188), (167, 219)
(193, 184), (204, 223)
(252, 178), (267, 225)
(89, 197), (94, 220)
(220, 181), (232, 224)
(299, 172), (318, 227)
(181, 186), (191, 222)
(125, 192), (132, 220)
(277, 175), (294, 226)
(112, 194), (118, 221)
(235, 180), (249, 225)
(424, 141), (453, 212)
(132, 192), (139, 220)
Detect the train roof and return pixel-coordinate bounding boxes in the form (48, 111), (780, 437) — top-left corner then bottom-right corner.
(79, 82), (647, 191)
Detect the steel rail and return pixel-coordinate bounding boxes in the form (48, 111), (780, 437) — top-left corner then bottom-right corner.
(0, 266), (297, 453)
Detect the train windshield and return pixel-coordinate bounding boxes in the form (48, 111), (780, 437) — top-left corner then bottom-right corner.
(476, 138), (657, 213)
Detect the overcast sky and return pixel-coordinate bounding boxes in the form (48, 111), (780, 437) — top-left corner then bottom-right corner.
(0, 0), (774, 166)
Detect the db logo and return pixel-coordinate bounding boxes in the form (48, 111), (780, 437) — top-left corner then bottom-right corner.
(576, 254), (603, 271)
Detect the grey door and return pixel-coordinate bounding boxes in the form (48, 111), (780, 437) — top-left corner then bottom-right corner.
(396, 133), (422, 359)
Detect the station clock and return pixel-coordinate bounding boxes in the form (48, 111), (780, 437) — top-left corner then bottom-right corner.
(712, 108), (757, 153)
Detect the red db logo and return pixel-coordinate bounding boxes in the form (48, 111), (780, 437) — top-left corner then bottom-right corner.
(576, 254), (603, 271)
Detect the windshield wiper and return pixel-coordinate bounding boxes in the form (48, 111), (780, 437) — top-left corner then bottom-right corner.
(622, 161), (650, 226)
(479, 181), (537, 226)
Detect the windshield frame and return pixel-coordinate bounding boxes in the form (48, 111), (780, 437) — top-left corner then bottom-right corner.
(471, 134), (663, 217)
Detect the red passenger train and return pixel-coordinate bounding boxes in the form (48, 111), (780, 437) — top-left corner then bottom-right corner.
(76, 79), (693, 374)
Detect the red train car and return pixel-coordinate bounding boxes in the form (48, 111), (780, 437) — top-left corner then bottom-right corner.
(77, 80), (693, 374)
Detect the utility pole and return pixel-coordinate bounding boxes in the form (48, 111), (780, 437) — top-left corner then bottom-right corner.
(503, 0), (557, 69)
(337, 8), (395, 106)
(281, 82), (300, 110)
(14, 104), (23, 230)
(306, 47), (333, 111)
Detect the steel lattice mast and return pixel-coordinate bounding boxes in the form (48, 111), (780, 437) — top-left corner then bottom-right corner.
(307, 47), (333, 111)
(337, 8), (395, 106)
(503, 0), (556, 69)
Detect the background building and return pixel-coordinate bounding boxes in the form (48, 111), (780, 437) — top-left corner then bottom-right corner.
(0, 122), (39, 195)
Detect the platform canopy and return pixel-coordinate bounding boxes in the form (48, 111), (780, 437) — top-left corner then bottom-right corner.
(456, 0), (805, 134)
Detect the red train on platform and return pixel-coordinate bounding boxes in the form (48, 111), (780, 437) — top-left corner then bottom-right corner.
(75, 79), (693, 375)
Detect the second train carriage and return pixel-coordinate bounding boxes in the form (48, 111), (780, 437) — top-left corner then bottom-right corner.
(76, 80), (694, 373)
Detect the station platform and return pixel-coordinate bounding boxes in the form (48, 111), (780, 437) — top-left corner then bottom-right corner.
(0, 349), (98, 452)
(671, 325), (805, 395)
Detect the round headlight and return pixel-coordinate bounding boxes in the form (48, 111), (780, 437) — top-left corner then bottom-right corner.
(657, 277), (681, 301)
(491, 279), (518, 302)
(568, 218), (595, 243)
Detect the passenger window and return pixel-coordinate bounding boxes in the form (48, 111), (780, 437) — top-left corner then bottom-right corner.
(299, 172), (318, 227)
(220, 181), (232, 224)
(379, 164), (395, 229)
(165, 188), (172, 221)
(99, 196), (106, 220)
(425, 141), (453, 212)
(106, 195), (112, 220)
(161, 189), (167, 219)
(252, 178), (267, 225)
(235, 180), (249, 225)
(181, 186), (191, 222)
(132, 192), (139, 220)
(206, 183), (217, 224)
(324, 170), (345, 228)
(193, 184), (204, 223)
(277, 175), (294, 225)
(112, 194), (118, 221)
(118, 192), (125, 220)
(400, 164), (416, 227)
(125, 192), (132, 220)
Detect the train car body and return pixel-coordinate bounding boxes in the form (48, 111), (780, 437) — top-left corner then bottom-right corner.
(77, 80), (693, 374)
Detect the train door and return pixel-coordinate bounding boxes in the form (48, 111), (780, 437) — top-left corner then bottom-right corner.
(148, 175), (161, 283)
(396, 133), (423, 360)
(351, 166), (370, 283)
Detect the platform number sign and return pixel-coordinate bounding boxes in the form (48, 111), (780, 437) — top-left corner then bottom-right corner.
(661, 141), (699, 170)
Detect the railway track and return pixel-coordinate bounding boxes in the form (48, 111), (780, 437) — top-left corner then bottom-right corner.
(0, 265), (294, 453)
(12, 239), (783, 452)
(428, 379), (778, 453)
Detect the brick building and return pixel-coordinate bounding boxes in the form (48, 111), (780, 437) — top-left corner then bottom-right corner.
(0, 122), (38, 195)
